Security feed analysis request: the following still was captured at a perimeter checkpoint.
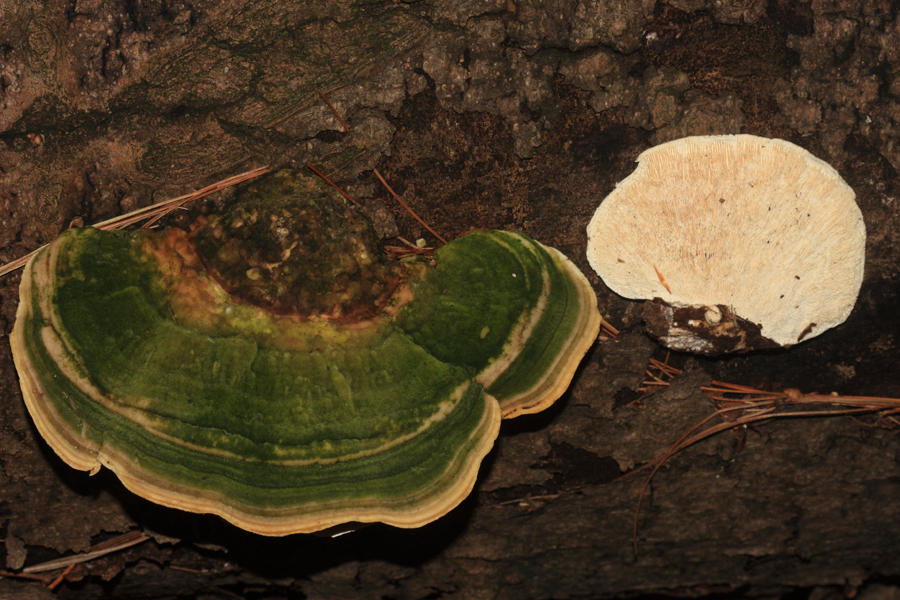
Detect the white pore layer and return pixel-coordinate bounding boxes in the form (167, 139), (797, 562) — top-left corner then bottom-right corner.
(586, 134), (866, 346)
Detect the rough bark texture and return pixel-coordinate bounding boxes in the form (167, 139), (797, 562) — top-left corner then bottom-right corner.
(1, 1), (899, 598)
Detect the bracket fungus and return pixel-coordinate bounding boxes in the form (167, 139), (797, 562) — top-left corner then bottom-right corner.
(586, 134), (865, 354)
(11, 170), (600, 535)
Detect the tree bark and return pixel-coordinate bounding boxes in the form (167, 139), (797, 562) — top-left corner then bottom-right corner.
(1, 1), (899, 598)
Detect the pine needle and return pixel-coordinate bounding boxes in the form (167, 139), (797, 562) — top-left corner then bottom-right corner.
(23, 530), (150, 574)
(629, 379), (900, 554)
(373, 167), (447, 245)
(0, 166), (270, 278)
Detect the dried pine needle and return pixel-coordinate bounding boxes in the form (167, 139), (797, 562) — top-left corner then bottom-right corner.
(629, 379), (900, 554)
(0, 167), (271, 279)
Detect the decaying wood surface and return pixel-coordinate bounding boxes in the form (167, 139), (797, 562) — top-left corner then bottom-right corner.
(1, 1), (898, 598)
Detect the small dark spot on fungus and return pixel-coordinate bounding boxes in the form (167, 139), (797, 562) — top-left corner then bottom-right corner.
(797, 322), (816, 341)
(652, 264), (672, 295)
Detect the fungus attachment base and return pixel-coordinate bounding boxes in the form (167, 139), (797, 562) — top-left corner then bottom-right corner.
(642, 299), (779, 355)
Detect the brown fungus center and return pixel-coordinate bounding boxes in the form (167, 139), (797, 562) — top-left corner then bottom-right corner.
(191, 171), (407, 321)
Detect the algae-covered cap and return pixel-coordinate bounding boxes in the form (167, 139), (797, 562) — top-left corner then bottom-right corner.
(586, 134), (865, 354)
(11, 171), (600, 535)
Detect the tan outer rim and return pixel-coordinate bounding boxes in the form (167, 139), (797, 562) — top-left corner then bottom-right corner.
(498, 247), (602, 419)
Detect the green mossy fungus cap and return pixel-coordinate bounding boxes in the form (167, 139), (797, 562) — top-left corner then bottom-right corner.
(11, 173), (600, 535)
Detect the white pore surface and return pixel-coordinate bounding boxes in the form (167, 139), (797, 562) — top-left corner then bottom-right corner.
(586, 134), (866, 346)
